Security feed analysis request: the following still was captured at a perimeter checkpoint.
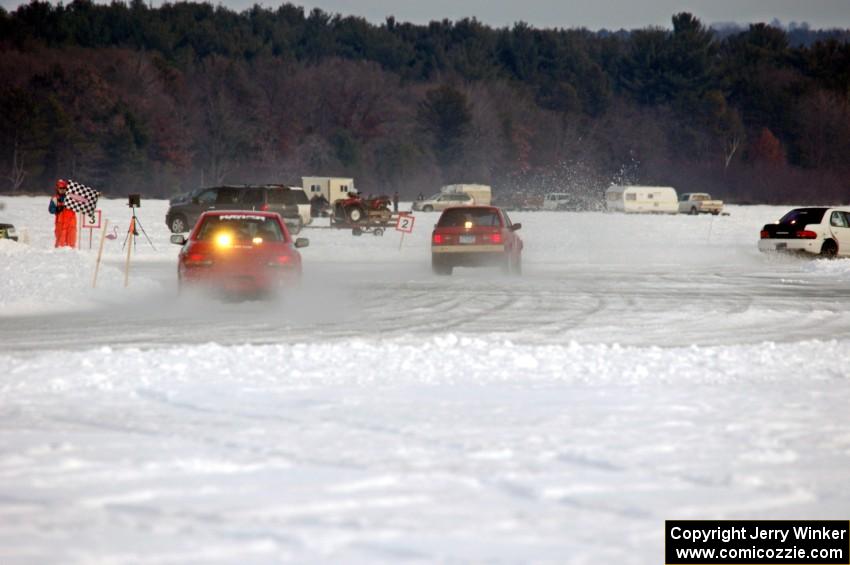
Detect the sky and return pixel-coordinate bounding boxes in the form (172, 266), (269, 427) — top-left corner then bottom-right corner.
(291, 0), (850, 30)
(5, 0), (848, 30)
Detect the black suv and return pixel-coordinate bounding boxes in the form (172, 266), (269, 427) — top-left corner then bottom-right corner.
(166, 185), (306, 234)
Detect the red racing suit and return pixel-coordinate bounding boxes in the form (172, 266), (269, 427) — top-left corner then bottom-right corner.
(49, 192), (77, 248)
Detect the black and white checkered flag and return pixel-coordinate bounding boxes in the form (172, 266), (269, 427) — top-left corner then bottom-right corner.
(64, 180), (99, 223)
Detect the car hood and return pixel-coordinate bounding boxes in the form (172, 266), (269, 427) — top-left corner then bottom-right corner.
(169, 192), (193, 205)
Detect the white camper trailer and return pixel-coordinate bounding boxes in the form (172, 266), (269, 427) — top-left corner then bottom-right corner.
(302, 177), (356, 204)
(441, 184), (492, 205)
(605, 185), (678, 214)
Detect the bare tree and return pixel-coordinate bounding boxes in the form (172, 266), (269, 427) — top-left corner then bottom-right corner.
(7, 136), (26, 191)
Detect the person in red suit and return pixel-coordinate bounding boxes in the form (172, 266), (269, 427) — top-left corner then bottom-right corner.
(49, 179), (77, 248)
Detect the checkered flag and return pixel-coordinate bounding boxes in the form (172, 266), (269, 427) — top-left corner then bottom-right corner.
(64, 180), (100, 223)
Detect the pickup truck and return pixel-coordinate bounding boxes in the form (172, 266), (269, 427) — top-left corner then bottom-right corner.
(678, 193), (724, 215)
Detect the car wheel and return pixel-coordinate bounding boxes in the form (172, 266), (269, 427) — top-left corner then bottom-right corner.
(820, 239), (838, 258)
(422, 205), (433, 212)
(170, 214), (188, 233)
(432, 258), (452, 276)
(512, 254), (522, 276)
(373, 228), (384, 236)
(690, 207), (698, 215)
(290, 218), (303, 235)
(500, 255), (513, 275)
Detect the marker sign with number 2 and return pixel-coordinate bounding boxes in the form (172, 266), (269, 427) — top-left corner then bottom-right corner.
(396, 214), (415, 233)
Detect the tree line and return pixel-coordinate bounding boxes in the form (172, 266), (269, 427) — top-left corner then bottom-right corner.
(1, 1), (849, 204)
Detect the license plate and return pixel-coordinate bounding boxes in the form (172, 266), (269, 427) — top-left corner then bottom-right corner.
(775, 243), (787, 250)
(459, 235), (475, 244)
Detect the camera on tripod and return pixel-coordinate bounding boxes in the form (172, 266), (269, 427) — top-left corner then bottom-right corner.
(122, 193), (154, 250)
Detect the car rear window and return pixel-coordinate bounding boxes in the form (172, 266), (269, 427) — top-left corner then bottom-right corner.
(197, 216), (285, 241)
(778, 208), (827, 226)
(268, 189), (309, 205)
(437, 208), (502, 227)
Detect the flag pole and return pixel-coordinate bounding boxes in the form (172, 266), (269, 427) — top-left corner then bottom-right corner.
(92, 219), (109, 288)
(123, 217), (134, 288)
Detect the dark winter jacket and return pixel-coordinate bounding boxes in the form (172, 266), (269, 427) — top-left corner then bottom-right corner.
(49, 193), (66, 215)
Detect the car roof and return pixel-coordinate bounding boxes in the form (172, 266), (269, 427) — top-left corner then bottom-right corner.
(440, 205), (502, 213)
(200, 210), (282, 219)
(196, 184), (300, 190)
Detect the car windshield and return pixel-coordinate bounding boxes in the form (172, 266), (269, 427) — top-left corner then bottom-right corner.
(197, 216), (285, 242)
(438, 208), (502, 227)
(777, 208), (827, 226)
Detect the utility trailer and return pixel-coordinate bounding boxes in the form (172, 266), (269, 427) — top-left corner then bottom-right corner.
(329, 194), (398, 236)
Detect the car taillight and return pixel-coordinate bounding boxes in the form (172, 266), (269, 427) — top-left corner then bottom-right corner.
(433, 233), (443, 244)
(760, 230), (769, 239)
(185, 252), (213, 266)
(490, 232), (502, 244)
(796, 230), (817, 239)
(267, 255), (292, 267)
(260, 203), (270, 211)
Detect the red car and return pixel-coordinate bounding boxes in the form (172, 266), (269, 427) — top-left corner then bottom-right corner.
(431, 206), (523, 276)
(171, 211), (308, 296)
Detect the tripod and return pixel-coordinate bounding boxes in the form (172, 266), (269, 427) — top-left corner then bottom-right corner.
(122, 206), (156, 251)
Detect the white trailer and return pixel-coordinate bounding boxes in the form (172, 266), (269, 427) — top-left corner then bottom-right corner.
(441, 184), (492, 206)
(302, 177), (356, 204)
(605, 185), (678, 214)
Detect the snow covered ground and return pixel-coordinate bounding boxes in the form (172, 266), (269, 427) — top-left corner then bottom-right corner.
(1, 195), (849, 563)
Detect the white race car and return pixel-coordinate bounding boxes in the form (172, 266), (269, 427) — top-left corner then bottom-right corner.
(758, 207), (850, 257)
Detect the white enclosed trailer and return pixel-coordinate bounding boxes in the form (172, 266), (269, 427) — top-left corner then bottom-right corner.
(605, 185), (678, 214)
(302, 177), (356, 203)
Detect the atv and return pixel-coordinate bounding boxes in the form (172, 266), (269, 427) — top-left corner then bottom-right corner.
(331, 193), (393, 226)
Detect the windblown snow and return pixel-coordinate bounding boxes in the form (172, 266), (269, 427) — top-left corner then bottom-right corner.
(1, 195), (849, 564)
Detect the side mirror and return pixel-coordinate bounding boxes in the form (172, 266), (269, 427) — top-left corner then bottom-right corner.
(170, 234), (187, 245)
(510, 223), (522, 231)
(294, 237), (309, 248)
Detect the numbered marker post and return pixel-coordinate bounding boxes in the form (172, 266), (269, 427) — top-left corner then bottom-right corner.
(395, 213), (415, 250)
(82, 209), (102, 250)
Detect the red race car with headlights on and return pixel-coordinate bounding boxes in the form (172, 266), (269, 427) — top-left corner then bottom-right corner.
(171, 211), (308, 297)
(431, 206), (523, 276)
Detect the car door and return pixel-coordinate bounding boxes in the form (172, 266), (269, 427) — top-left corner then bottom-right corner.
(240, 187), (264, 211)
(501, 210), (521, 253)
(186, 187), (219, 225)
(215, 187), (243, 211)
(828, 210), (850, 255)
(433, 194), (449, 211)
